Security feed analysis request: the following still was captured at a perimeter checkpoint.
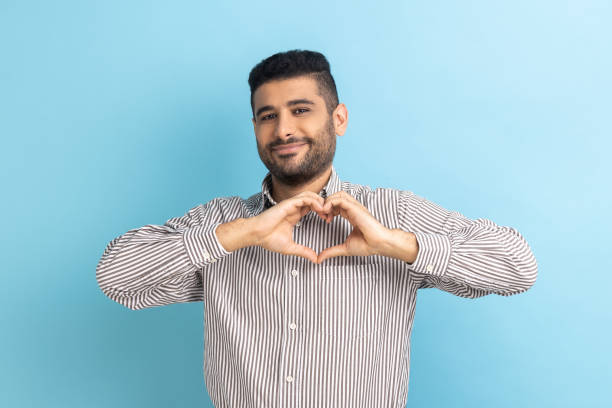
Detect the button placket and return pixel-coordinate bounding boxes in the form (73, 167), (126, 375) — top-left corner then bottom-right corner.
(279, 255), (304, 407)
(286, 251), (306, 405)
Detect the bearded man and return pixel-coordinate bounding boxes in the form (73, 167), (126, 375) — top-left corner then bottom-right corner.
(96, 49), (538, 408)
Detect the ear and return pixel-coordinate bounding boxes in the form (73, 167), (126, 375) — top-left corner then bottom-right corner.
(251, 117), (256, 132)
(332, 103), (348, 136)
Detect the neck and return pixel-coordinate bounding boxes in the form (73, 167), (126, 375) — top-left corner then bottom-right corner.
(270, 166), (332, 203)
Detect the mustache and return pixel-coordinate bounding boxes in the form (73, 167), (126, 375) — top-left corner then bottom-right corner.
(268, 137), (313, 149)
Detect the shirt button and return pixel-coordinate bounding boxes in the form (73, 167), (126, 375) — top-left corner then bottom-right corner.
(426, 264), (434, 272)
(295, 221), (301, 227)
(291, 269), (299, 277)
(203, 251), (210, 261)
(289, 322), (297, 330)
(286, 375), (294, 383)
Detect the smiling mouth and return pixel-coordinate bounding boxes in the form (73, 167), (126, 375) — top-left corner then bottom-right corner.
(271, 142), (308, 155)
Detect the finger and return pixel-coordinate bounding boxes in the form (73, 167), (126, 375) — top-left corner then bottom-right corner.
(323, 195), (350, 211)
(298, 196), (325, 212)
(313, 210), (328, 223)
(287, 243), (318, 264)
(325, 191), (360, 206)
(286, 197), (327, 226)
(323, 197), (357, 220)
(300, 192), (332, 215)
(317, 244), (349, 264)
(296, 190), (325, 200)
(295, 191), (325, 207)
(300, 201), (326, 223)
(325, 192), (368, 216)
(317, 211), (328, 222)
(324, 204), (344, 223)
(326, 206), (341, 223)
(299, 205), (310, 218)
(285, 196), (324, 217)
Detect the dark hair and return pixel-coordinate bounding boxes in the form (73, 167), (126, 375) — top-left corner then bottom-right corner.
(248, 49), (339, 117)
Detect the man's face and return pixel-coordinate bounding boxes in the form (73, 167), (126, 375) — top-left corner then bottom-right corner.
(251, 76), (340, 186)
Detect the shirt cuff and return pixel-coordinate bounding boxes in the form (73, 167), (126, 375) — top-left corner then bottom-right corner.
(405, 231), (452, 276)
(182, 223), (231, 269)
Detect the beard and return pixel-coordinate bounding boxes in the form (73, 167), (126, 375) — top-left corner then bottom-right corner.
(256, 115), (336, 187)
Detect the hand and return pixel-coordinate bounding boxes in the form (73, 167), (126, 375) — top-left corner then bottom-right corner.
(316, 191), (396, 263)
(317, 191), (419, 264)
(246, 191), (327, 264)
(216, 190), (418, 264)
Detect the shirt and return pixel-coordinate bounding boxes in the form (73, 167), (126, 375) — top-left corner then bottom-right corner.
(96, 165), (538, 408)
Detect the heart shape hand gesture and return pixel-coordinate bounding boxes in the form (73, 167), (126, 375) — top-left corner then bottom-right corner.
(217, 190), (418, 264)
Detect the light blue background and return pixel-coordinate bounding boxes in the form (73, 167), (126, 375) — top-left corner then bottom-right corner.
(1, 0), (610, 406)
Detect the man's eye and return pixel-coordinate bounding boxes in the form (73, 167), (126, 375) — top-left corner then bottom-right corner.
(259, 109), (307, 121)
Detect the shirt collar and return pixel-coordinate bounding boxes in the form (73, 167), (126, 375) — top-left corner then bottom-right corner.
(259, 165), (342, 212)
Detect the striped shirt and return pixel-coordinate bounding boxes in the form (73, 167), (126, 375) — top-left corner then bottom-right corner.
(96, 165), (538, 407)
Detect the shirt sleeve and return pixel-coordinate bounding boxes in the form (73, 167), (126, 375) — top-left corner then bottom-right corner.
(397, 190), (538, 298)
(95, 198), (232, 310)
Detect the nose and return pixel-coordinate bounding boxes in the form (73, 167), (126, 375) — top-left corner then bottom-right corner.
(274, 111), (296, 140)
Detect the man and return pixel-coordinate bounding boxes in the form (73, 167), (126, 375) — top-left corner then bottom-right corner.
(96, 49), (538, 407)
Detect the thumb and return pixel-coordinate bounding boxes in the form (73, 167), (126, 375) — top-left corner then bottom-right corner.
(286, 243), (318, 264)
(317, 244), (349, 264)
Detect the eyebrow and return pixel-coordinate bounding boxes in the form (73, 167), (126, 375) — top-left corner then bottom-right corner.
(255, 98), (315, 118)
